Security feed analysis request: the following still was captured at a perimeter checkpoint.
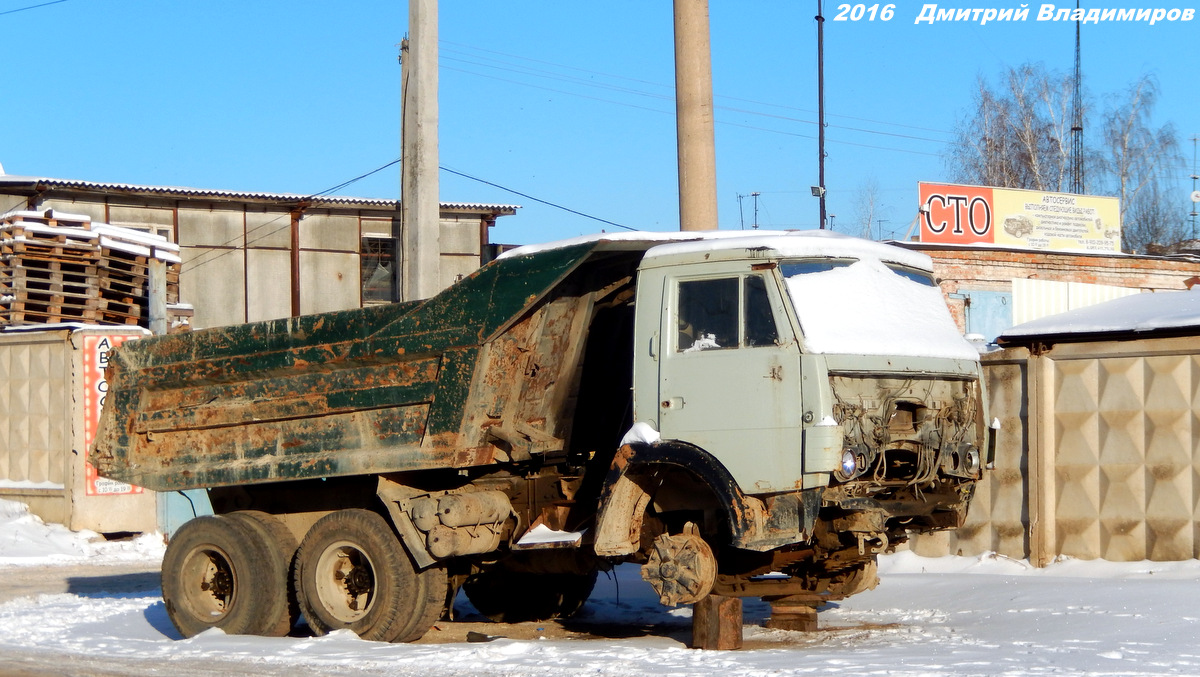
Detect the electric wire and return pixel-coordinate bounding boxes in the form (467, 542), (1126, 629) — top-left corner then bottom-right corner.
(186, 158), (636, 276)
(441, 65), (940, 158)
(441, 39), (953, 137)
(440, 165), (636, 231)
(184, 159), (403, 274)
(440, 43), (954, 142)
(0, 0), (68, 17)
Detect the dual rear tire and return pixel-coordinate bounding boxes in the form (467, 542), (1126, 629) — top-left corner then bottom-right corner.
(293, 509), (447, 643)
(161, 509), (444, 643)
(161, 513), (293, 638)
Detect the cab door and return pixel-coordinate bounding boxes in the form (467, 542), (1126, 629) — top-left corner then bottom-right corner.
(656, 269), (804, 494)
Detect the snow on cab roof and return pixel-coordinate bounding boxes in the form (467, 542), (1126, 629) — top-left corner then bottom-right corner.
(1000, 288), (1200, 342)
(499, 229), (933, 271)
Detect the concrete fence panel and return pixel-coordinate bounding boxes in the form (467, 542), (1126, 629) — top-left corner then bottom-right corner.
(914, 338), (1200, 564)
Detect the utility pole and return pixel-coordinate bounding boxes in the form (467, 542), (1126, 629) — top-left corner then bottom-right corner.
(401, 0), (441, 300)
(751, 192), (760, 229)
(815, 1), (828, 229)
(674, 0), (719, 232)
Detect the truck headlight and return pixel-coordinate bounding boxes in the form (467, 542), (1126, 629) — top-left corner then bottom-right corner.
(837, 449), (858, 480)
(965, 447), (981, 476)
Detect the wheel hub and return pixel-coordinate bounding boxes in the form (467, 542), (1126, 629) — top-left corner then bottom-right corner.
(640, 523), (716, 607)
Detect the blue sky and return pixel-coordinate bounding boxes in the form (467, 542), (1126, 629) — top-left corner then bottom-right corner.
(1, 1), (1196, 246)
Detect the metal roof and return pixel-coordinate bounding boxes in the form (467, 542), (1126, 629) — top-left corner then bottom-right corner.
(0, 175), (518, 215)
(998, 288), (1200, 346)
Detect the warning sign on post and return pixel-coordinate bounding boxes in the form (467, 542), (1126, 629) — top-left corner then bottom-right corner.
(919, 182), (1121, 253)
(82, 334), (143, 496)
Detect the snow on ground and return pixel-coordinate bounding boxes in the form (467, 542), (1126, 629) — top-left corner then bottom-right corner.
(0, 497), (164, 566)
(3, 497), (1200, 675)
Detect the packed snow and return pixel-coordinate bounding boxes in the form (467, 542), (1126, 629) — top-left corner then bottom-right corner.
(784, 257), (978, 361)
(3, 497), (1200, 675)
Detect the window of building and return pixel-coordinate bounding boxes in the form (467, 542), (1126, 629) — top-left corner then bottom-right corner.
(361, 235), (397, 303)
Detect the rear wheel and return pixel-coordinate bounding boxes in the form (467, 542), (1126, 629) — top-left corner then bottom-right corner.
(294, 509), (445, 642)
(463, 568), (598, 623)
(161, 515), (280, 638)
(224, 510), (299, 636)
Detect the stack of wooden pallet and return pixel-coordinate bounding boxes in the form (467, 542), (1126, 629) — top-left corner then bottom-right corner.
(0, 209), (182, 328)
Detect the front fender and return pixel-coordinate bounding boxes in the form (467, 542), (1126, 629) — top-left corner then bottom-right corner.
(592, 441), (819, 556)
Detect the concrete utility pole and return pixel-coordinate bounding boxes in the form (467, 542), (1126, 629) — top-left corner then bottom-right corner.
(673, 0), (719, 232)
(401, 0), (441, 300)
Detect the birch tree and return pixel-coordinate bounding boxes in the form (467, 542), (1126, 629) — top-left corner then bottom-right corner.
(1099, 77), (1185, 252)
(947, 64), (1074, 191)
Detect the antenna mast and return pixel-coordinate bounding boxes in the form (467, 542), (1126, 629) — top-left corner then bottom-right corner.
(1190, 135), (1199, 238)
(816, 1), (828, 228)
(1069, 1), (1085, 194)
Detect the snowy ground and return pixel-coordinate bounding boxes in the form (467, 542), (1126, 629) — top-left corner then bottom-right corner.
(2, 497), (1200, 676)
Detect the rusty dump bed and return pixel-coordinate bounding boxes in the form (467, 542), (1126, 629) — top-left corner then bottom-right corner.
(92, 241), (635, 491)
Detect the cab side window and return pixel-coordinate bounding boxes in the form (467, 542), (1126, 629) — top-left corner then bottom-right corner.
(678, 278), (738, 351)
(745, 275), (779, 347)
(676, 275), (780, 352)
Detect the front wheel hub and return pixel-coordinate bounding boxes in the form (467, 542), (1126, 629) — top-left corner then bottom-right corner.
(640, 523), (717, 607)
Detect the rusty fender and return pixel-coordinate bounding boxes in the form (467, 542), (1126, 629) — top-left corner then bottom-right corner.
(592, 441), (821, 556)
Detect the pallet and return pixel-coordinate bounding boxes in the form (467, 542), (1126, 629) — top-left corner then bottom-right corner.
(0, 296), (97, 323)
(0, 212), (182, 330)
(94, 296), (145, 318)
(3, 255), (99, 276)
(0, 212), (93, 231)
(3, 264), (95, 285)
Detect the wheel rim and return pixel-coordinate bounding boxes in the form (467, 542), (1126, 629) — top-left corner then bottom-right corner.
(313, 540), (377, 623)
(179, 546), (237, 621)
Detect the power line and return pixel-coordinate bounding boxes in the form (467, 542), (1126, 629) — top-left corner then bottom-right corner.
(445, 59), (951, 145)
(440, 165), (636, 231)
(441, 40), (953, 137)
(186, 159), (403, 273)
(442, 65), (940, 158)
(0, 0), (68, 17)
(310, 159), (400, 198)
(188, 159), (637, 275)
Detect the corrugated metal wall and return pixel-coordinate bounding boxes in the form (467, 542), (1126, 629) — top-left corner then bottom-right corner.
(913, 337), (1200, 564)
(1011, 278), (1142, 326)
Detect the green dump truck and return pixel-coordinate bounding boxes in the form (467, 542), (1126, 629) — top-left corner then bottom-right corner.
(92, 230), (990, 642)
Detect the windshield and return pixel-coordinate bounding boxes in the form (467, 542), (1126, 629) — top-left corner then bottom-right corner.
(781, 257), (976, 360)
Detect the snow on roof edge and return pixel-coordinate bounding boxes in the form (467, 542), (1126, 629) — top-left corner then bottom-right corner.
(498, 229), (934, 270)
(1, 323), (151, 335)
(896, 239), (1199, 262)
(1000, 288), (1200, 341)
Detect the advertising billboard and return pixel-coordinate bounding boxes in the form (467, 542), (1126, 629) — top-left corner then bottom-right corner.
(82, 334), (143, 496)
(919, 182), (1121, 253)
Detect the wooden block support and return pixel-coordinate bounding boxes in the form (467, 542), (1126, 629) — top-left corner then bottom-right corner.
(691, 594), (743, 650)
(763, 595), (819, 632)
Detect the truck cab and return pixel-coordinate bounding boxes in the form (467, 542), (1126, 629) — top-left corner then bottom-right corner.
(596, 232), (987, 604)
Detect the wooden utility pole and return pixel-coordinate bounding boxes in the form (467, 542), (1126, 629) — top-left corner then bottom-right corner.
(401, 0), (441, 300)
(673, 0), (719, 232)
